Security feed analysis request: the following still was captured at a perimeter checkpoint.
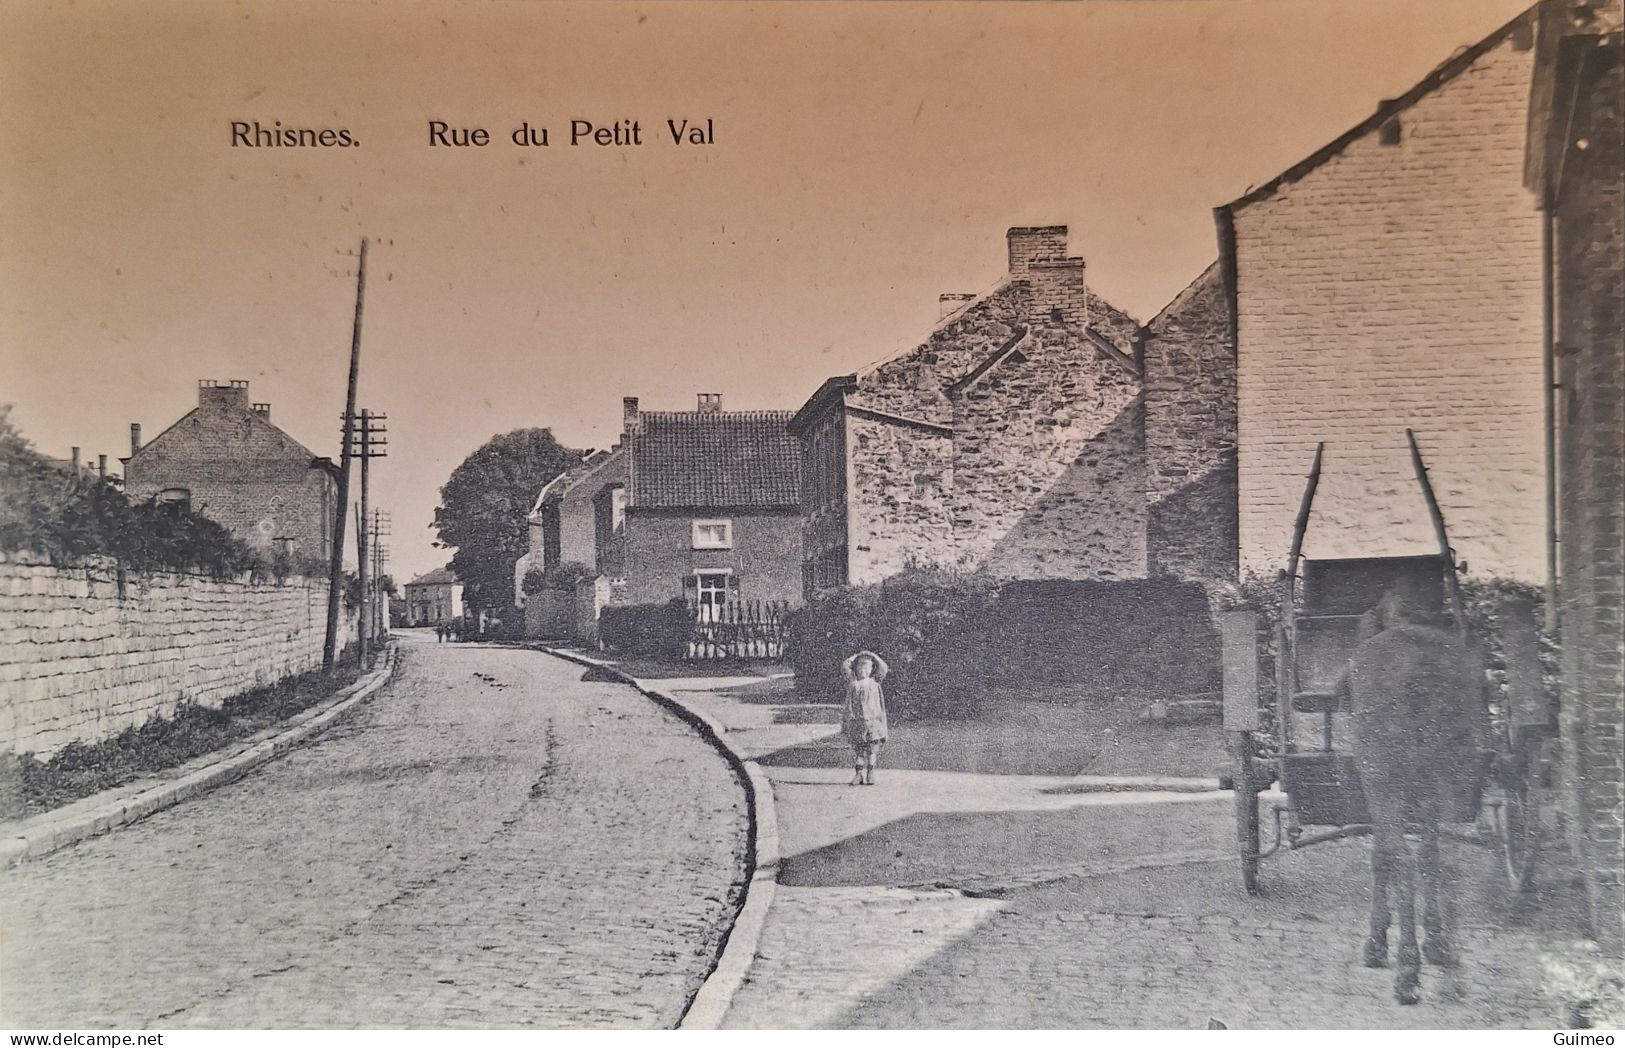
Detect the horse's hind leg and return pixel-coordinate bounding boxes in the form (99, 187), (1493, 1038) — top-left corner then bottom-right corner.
(1393, 837), (1422, 1005)
(1364, 832), (1393, 968)
(1420, 828), (1457, 967)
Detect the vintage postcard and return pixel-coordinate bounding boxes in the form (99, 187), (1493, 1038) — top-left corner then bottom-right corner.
(1, 0), (1621, 1034)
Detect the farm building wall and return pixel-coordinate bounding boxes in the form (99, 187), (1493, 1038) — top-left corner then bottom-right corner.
(1553, 39), (1624, 953)
(1229, 24), (1545, 582)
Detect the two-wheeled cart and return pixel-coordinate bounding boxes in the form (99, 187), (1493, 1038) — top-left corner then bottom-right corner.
(1219, 432), (1555, 895)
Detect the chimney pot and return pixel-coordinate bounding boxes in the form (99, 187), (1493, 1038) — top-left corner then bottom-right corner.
(98, 454), (107, 480)
(199, 380), (250, 409)
(130, 423), (142, 455)
(697, 393), (723, 413)
(622, 396), (640, 435)
(252, 402), (271, 419)
(70, 446), (81, 473)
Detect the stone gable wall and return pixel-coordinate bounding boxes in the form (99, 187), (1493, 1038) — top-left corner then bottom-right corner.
(0, 551), (355, 758)
(1143, 265), (1238, 581)
(1231, 31), (1544, 581)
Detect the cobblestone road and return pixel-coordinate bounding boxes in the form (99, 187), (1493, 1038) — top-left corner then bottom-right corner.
(0, 636), (746, 1028)
(634, 668), (1593, 1030)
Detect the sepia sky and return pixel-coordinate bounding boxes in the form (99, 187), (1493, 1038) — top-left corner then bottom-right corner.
(0, 0), (1534, 583)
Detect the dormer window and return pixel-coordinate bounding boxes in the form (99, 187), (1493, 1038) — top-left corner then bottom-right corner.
(692, 519), (733, 550)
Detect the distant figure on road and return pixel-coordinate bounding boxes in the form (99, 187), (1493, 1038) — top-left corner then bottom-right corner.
(841, 650), (889, 786)
(435, 622), (446, 643)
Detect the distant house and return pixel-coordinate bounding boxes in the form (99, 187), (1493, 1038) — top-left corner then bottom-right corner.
(517, 394), (802, 637)
(405, 566), (463, 625)
(122, 379), (338, 560)
(790, 225), (1156, 593)
(623, 396), (802, 610)
(1216, 6), (1549, 582)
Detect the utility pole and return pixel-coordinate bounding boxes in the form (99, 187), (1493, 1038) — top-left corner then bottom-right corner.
(372, 510), (392, 638)
(324, 238), (368, 672)
(350, 409), (388, 666)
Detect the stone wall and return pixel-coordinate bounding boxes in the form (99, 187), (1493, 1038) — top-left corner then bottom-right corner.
(1, 551), (355, 758)
(1553, 42), (1624, 952)
(1230, 24), (1545, 581)
(840, 254), (1147, 585)
(1143, 263), (1238, 581)
(950, 291), (1145, 579)
(847, 414), (955, 586)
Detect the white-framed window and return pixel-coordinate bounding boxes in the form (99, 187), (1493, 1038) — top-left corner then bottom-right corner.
(693, 570), (731, 619)
(691, 518), (734, 550)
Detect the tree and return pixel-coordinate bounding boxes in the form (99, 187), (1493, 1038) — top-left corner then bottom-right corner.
(433, 428), (578, 614)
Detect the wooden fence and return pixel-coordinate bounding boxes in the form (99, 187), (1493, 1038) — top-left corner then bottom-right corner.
(685, 599), (791, 661)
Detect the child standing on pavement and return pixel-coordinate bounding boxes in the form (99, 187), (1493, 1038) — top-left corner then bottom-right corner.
(841, 650), (890, 786)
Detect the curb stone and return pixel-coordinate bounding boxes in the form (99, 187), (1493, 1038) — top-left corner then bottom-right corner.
(537, 646), (777, 1032)
(0, 645), (399, 870)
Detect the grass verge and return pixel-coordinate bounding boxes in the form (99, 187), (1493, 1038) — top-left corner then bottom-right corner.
(4, 650), (371, 821)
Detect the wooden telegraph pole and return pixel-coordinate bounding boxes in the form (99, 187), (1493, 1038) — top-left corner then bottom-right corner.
(352, 409), (388, 666)
(324, 238), (367, 673)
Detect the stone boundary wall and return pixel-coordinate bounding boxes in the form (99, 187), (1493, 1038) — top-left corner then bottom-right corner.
(1, 550), (355, 758)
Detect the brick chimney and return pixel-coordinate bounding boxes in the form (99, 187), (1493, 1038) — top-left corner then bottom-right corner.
(1007, 226), (1086, 327)
(939, 293), (976, 320)
(696, 393), (723, 414)
(622, 396), (640, 436)
(130, 423), (142, 455)
(251, 402), (271, 420)
(198, 378), (251, 410)
(1007, 226), (1069, 276)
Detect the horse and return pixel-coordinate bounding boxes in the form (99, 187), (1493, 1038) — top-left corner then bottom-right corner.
(1343, 589), (1488, 1005)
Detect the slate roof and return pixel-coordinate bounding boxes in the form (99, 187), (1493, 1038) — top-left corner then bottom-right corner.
(407, 566), (458, 587)
(629, 410), (800, 509)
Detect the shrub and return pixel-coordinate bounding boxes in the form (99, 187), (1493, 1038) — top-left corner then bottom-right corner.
(600, 599), (692, 658)
(523, 560), (595, 596)
(788, 567), (999, 719)
(0, 404), (272, 580)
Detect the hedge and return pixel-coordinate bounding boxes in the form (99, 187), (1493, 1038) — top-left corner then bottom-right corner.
(788, 568), (1223, 720)
(599, 599), (692, 658)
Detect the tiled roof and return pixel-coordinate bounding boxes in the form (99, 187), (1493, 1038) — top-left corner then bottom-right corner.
(630, 410), (800, 509)
(407, 566), (458, 587)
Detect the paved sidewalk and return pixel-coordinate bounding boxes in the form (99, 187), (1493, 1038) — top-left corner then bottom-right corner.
(630, 664), (1591, 1029)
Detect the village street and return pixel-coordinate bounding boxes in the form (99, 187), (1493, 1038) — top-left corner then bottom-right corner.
(638, 665), (1592, 1030)
(0, 635), (745, 1029)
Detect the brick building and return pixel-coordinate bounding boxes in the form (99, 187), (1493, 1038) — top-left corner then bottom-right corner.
(404, 566), (463, 626)
(1527, 0), (1623, 952)
(519, 395), (802, 631)
(791, 225), (1154, 593)
(1217, 8), (1549, 582)
(122, 380), (338, 560)
(1142, 262), (1238, 582)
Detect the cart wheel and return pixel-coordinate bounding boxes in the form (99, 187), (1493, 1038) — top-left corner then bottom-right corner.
(1494, 739), (1546, 894)
(1234, 754), (1261, 895)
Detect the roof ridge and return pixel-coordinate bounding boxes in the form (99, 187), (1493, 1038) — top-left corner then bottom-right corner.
(1223, 3), (1539, 214)
(638, 409), (796, 420)
(1144, 260), (1221, 332)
